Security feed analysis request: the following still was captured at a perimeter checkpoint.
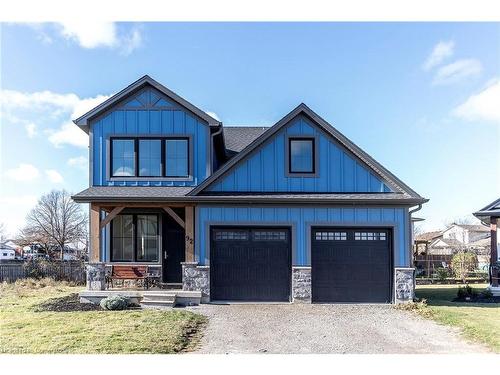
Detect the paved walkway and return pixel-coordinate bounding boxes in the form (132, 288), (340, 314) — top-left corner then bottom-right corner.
(187, 303), (489, 354)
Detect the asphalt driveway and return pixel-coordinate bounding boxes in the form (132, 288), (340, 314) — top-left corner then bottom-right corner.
(187, 303), (488, 354)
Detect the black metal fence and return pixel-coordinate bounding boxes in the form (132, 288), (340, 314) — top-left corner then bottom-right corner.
(0, 260), (86, 283)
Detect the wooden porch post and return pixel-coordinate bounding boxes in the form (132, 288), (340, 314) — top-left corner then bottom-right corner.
(491, 217), (498, 287)
(185, 206), (195, 262)
(90, 203), (101, 263)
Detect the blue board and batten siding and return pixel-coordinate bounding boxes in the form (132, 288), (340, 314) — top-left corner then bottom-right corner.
(196, 206), (410, 267)
(90, 88), (210, 187)
(208, 115), (392, 193)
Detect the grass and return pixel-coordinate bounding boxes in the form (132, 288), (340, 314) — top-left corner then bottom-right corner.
(415, 283), (500, 353)
(0, 278), (207, 354)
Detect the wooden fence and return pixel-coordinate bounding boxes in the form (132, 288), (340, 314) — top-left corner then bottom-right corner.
(414, 254), (453, 277)
(0, 260), (86, 283)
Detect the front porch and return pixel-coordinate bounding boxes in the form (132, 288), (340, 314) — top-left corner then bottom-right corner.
(83, 202), (199, 304)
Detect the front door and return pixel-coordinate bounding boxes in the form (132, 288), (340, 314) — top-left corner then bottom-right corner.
(162, 211), (185, 283)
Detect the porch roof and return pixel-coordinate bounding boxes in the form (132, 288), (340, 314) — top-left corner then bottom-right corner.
(72, 186), (194, 203)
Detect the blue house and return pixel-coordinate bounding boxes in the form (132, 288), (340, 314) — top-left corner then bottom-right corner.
(73, 75), (427, 304)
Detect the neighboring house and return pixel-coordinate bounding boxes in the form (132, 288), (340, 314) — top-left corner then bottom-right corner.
(0, 240), (22, 259)
(415, 223), (490, 254)
(72, 75), (427, 304)
(415, 223), (492, 274)
(0, 242), (17, 260)
(473, 198), (500, 292)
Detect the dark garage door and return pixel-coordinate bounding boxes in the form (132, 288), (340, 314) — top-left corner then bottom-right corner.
(210, 227), (291, 302)
(311, 227), (392, 303)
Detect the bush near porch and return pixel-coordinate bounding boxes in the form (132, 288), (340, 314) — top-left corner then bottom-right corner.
(415, 284), (500, 353)
(0, 278), (206, 354)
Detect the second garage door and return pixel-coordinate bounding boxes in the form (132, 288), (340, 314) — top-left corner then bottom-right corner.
(311, 227), (392, 303)
(210, 227), (291, 302)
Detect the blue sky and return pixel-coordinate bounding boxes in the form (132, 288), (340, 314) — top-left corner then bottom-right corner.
(1, 22), (499, 236)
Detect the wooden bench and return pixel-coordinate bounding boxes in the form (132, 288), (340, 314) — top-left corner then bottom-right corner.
(107, 265), (149, 289)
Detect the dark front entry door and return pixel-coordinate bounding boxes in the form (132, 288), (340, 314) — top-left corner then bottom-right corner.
(210, 226), (291, 302)
(311, 227), (392, 303)
(162, 212), (185, 283)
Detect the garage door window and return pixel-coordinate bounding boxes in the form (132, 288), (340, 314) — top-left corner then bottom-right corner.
(253, 230), (287, 241)
(354, 231), (387, 241)
(213, 230), (248, 241)
(315, 231), (347, 241)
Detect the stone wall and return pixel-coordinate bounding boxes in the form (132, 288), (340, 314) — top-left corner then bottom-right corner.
(86, 263), (106, 291)
(182, 262), (210, 303)
(394, 267), (415, 303)
(292, 267), (311, 303)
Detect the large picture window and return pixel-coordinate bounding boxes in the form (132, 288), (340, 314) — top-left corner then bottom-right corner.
(110, 137), (190, 179)
(111, 214), (159, 262)
(289, 138), (315, 174)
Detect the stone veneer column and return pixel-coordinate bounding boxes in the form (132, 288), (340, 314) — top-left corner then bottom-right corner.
(86, 263), (106, 291)
(292, 267), (312, 303)
(394, 267), (415, 303)
(182, 262), (210, 303)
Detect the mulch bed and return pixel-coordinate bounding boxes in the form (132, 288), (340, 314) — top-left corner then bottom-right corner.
(453, 296), (500, 304)
(34, 293), (102, 312)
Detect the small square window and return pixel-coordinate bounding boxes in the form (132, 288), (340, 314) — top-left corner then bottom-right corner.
(289, 138), (315, 174)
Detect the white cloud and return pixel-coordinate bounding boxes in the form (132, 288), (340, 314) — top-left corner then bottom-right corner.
(5, 164), (40, 182)
(23, 22), (143, 55)
(1, 89), (110, 148)
(59, 21), (117, 49)
(45, 169), (64, 183)
(432, 59), (482, 86)
(452, 79), (500, 123)
(25, 122), (37, 138)
(67, 156), (88, 170)
(205, 111), (220, 121)
(423, 41), (455, 71)
(48, 123), (89, 148)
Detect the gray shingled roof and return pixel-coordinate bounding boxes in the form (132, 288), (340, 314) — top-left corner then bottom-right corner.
(72, 187), (422, 204)
(72, 186), (194, 202)
(223, 126), (269, 153)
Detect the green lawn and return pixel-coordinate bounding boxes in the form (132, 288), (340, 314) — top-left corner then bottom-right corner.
(0, 279), (206, 354)
(416, 284), (500, 352)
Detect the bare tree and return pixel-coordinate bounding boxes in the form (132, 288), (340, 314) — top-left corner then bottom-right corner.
(0, 223), (5, 242)
(22, 190), (88, 260)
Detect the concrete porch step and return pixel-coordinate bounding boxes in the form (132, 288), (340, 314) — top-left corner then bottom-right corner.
(142, 293), (176, 302)
(141, 299), (176, 308)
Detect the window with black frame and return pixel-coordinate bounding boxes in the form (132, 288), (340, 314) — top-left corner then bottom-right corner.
(138, 139), (162, 177)
(111, 214), (159, 262)
(111, 139), (135, 177)
(289, 138), (315, 174)
(111, 137), (189, 178)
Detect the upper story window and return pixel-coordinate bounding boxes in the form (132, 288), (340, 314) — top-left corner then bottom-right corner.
(289, 138), (315, 174)
(111, 137), (190, 179)
(165, 139), (188, 177)
(139, 139), (162, 177)
(112, 139), (135, 177)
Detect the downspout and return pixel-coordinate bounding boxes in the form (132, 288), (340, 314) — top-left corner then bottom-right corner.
(408, 204), (423, 268)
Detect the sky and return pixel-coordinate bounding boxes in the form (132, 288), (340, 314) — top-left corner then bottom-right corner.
(1, 22), (499, 237)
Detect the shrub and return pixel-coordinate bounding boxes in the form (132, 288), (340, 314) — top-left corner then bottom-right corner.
(457, 284), (478, 300)
(435, 267), (449, 281)
(451, 251), (478, 283)
(100, 295), (130, 310)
